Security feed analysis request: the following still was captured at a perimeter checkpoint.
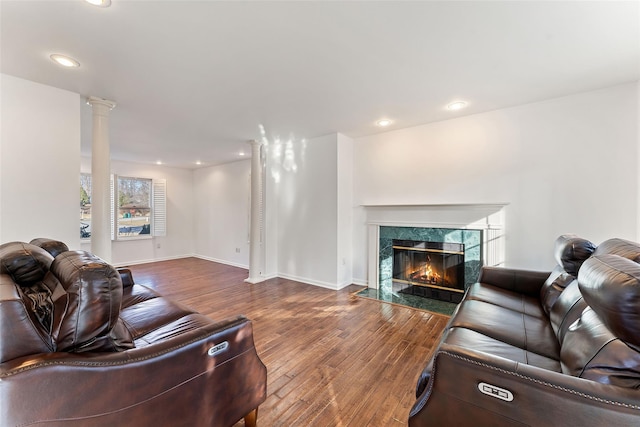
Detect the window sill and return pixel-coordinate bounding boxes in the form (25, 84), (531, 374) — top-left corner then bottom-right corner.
(115, 235), (153, 241)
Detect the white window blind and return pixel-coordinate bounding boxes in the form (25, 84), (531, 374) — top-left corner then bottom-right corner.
(110, 174), (115, 240)
(152, 179), (167, 237)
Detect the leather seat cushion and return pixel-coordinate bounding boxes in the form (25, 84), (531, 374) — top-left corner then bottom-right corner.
(448, 299), (559, 359)
(465, 282), (546, 318)
(120, 296), (195, 340)
(122, 283), (160, 308)
(134, 313), (217, 347)
(444, 327), (561, 371)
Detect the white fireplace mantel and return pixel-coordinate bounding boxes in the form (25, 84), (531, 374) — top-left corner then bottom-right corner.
(363, 203), (507, 229)
(360, 203), (509, 208)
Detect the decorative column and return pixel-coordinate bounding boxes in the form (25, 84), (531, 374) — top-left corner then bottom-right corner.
(86, 96), (116, 263)
(245, 139), (265, 284)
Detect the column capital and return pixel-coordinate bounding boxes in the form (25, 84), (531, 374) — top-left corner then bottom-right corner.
(86, 96), (116, 111)
(247, 139), (262, 147)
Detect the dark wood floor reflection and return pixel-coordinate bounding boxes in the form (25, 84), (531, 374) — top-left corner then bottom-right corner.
(129, 257), (447, 426)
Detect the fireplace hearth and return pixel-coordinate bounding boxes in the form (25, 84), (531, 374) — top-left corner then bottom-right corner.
(392, 239), (465, 303)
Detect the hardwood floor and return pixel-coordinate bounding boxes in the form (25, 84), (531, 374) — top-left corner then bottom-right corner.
(127, 257), (448, 427)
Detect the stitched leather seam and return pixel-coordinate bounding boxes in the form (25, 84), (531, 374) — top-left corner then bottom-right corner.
(1, 317), (247, 377)
(441, 350), (640, 410)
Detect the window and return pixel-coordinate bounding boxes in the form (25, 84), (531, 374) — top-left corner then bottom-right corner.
(80, 173), (92, 239)
(116, 176), (152, 238)
(79, 174), (166, 240)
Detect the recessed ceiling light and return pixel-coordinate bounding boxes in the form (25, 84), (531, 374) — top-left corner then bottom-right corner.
(50, 54), (80, 68)
(156, 161), (163, 165)
(447, 101), (467, 111)
(85, 0), (111, 7)
(195, 161), (202, 165)
(376, 119), (392, 127)
(239, 152), (246, 156)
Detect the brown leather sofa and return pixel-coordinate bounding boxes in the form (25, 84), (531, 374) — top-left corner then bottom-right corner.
(409, 234), (640, 426)
(0, 239), (267, 427)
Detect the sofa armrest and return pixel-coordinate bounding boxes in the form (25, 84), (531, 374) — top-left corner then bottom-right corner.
(409, 343), (640, 426)
(1, 315), (267, 427)
(477, 266), (550, 296)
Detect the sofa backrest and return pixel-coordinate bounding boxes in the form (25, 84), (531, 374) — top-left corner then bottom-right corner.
(539, 234), (595, 315)
(30, 238), (69, 259)
(0, 241), (134, 363)
(592, 237), (640, 261)
(548, 279), (587, 343)
(51, 251), (133, 352)
(559, 254), (640, 388)
(0, 241), (54, 286)
(0, 242), (57, 363)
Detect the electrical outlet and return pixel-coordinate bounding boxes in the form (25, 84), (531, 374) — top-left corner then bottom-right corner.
(156, 243), (161, 249)
(235, 248), (240, 253)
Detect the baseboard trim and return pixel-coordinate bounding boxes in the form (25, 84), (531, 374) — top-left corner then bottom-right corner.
(276, 273), (341, 290)
(113, 254), (193, 268)
(351, 278), (369, 287)
(192, 254), (249, 270)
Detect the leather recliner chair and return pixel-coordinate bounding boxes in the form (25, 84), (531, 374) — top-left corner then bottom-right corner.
(0, 239), (267, 427)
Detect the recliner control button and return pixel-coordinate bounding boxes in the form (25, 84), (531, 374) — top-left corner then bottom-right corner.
(478, 382), (514, 402)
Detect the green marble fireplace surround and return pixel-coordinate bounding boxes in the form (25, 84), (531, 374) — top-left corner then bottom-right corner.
(359, 226), (483, 315)
(380, 226), (483, 290)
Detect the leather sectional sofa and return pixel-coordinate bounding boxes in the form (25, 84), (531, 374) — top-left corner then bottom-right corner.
(409, 234), (640, 426)
(0, 239), (266, 427)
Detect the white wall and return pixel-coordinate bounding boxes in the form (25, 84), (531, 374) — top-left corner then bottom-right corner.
(193, 160), (250, 268)
(81, 157), (195, 265)
(0, 74), (80, 247)
(353, 82), (639, 279)
(274, 134), (340, 288)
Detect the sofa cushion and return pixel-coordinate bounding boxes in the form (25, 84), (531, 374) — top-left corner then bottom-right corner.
(121, 282), (160, 308)
(119, 291), (195, 340)
(0, 242), (53, 286)
(444, 327), (561, 371)
(51, 251), (133, 352)
(448, 299), (559, 359)
(539, 267), (575, 316)
(548, 279), (587, 344)
(560, 307), (640, 388)
(556, 254), (640, 388)
(578, 254), (640, 346)
(465, 282), (545, 318)
(537, 235), (594, 316)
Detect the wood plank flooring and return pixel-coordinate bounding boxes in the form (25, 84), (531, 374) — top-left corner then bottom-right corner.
(127, 257), (448, 427)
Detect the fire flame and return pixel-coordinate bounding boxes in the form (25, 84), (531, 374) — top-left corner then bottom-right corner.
(407, 262), (440, 284)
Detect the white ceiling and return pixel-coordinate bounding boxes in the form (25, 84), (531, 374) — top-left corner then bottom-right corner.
(2, 1), (639, 169)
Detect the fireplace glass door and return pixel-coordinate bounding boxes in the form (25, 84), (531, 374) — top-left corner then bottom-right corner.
(392, 239), (465, 303)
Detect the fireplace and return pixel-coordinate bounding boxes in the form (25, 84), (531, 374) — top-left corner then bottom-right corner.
(392, 239), (465, 303)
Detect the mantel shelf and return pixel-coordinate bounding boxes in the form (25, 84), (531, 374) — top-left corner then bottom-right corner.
(360, 203), (510, 208)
